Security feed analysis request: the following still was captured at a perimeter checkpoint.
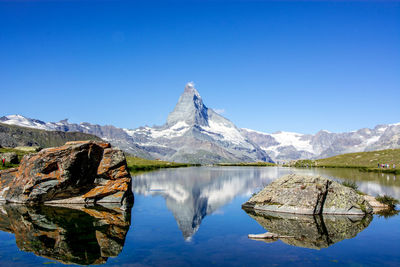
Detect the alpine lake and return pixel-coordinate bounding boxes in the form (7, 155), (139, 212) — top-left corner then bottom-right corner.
(0, 167), (399, 266)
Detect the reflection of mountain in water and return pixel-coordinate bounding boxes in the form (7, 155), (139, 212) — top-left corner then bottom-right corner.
(244, 209), (372, 249)
(133, 166), (394, 241)
(0, 204), (131, 265)
(133, 167), (281, 240)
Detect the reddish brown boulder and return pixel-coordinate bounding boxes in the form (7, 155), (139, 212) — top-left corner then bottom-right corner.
(0, 141), (133, 208)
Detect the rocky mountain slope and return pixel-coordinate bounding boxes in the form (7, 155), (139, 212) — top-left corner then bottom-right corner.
(2, 83), (399, 162)
(0, 122), (101, 148)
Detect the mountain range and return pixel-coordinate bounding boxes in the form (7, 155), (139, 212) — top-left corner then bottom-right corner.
(0, 122), (101, 148)
(1, 82), (400, 163)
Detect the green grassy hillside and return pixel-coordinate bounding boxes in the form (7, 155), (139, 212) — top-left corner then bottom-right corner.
(315, 149), (400, 168)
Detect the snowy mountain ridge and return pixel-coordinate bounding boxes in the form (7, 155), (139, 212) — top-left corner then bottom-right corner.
(2, 83), (400, 162)
(241, 122), (400, 161)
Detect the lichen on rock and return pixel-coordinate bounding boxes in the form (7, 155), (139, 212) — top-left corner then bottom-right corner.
(0, 140), (133, 208)
(243, 174), (372, 215)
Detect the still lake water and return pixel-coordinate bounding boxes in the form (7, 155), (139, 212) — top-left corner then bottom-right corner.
(0, 167), (399, 266)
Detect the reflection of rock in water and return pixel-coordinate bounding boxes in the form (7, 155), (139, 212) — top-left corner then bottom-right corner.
(244, 209), (372, 249)
(0, 204), (131, 265)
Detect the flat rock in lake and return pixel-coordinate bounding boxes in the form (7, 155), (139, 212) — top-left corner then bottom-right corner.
(242, 174), (373, 215)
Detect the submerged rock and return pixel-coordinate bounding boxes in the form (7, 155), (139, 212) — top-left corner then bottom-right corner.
(245, 209), (372, 249)
(0, 140), (133, 208)
(363, 195), (391, 212)
(243, 174), (372, 215)
(0, 203), (131, 265)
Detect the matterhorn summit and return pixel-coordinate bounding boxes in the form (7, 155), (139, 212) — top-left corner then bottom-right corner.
(127, 82), (272, 163)
(167, 82), (209, 127)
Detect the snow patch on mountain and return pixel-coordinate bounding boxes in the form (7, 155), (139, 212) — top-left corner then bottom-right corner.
(242, 122), (400, 161)
(0, 115), (54, 130)
(127, 121), (190, 140)
(269, 131), (313, 153)
(201, 116), (251, 147)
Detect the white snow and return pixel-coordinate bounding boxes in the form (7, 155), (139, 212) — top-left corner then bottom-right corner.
(124, 121), (190, 139)
(270, 131), (314, 153)
(376, 125), (388, 133)
(186, 81), (195, 89)
(242, 128), (315, 154)
(202, 119), (251, 147)
(365, 135), (380, 145)
(1, 115), (55, 130)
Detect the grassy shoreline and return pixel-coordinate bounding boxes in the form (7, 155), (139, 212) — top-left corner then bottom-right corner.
(126, 156), (199, 173)
(215, 162), (276, 167)
(285, 149), (400, 175)
(284, 163), (400, 175)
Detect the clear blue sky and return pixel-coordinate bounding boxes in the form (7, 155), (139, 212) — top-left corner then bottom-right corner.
(1, 0), (399, 134)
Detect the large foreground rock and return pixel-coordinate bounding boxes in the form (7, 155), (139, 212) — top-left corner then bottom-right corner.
(0, 141), (133, 208)
(243, 174), (372, 215)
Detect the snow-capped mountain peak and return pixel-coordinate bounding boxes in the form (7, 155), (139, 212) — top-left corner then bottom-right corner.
(0, 114), (53, 130)
(127, 83), (271, 163)
(167, 82), (209, 127)
(183, 81), (199, 95)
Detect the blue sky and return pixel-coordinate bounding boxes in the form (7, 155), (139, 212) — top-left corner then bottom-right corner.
(1, 0), (399, 134)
